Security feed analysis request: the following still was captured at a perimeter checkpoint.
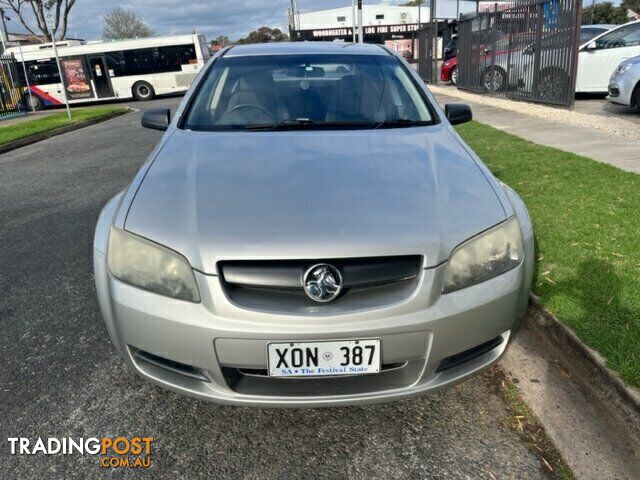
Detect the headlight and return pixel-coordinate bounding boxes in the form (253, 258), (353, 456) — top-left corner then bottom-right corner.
(443, 217), (523, 293)
(108, 227), (200, 302)
(614, 64), (633, 76)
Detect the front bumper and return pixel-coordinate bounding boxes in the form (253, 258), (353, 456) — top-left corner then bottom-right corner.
(94, 247), (530, 407)
(440, 66), (453, 82)
(606, 73), (637, 107)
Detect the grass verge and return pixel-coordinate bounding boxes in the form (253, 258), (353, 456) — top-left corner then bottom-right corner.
(0, 107), (128, 146)
(456, 121), (639, 389)
(487, 367), (574, 480)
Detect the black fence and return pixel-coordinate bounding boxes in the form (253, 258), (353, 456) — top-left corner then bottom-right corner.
(417, 26), (435, 83)
(457, 0), (582, 106)
(0, 54), (26, 119)
(416, 22), (454, 84)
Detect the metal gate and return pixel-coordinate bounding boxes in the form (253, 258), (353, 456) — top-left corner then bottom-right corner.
(457, 0), (582, 106)
(417, 26), (435, 83)
(0, 55), (26, 119)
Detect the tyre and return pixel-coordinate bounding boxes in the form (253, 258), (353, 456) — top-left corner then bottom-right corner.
(538, 69), (568, 102)
(24, 93), (43, 111)
(450, 66), (458, 86)
(633, 82), (640, 112)
(481, 66), (506, 92)
(132, 81), (155, 101)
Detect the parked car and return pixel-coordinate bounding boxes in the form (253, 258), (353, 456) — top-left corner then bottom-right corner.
(456, 24), (628, 96)
(94, 42), (534, 407)
(473, 32), (534, 92)
(443, 36), (457, 61)
(607, 55), (640, 110)
(576, 20), (640, 93)
(441, 56), (458, 85)
(579, 24), (616, 45)
(489, 23), (634, 99)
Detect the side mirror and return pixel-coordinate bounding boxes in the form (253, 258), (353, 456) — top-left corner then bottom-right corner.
(586, 41), (597, 51)
(141, 109), (171, 131)
(445, 104), (472, 126)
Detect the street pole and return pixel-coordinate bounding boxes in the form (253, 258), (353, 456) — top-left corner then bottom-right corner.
(358, 0), (363, 43)
(289, 0), (295, 31)
(0, 8), (19, 94)
(352, 0), (356, 43)
(430, 0), (437, 84)
(18, 42), (35, 112)
(45, 13), (71, 119)
(0, 8), (9, 54)
(1, 10), (34, 112)
(417, 1), (421, 63)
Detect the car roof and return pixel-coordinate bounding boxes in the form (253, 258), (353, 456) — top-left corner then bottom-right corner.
(581, 24), (616, 30)
(224, 41), (389, 57)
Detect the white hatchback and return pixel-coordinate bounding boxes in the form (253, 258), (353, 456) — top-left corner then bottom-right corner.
(576, 20), (640, 93)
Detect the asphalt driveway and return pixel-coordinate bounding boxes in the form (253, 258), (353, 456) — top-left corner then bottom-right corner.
(0, 97), (548, 479)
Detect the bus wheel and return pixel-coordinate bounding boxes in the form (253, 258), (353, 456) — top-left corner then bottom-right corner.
(25, 93), (43, 111)
(133, 81), (155, 101)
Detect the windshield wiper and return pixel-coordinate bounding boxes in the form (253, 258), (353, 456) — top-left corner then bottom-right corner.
(246, 118), (317, 131)
(246, 119), (372, 131)
(374, 118), (428, 129)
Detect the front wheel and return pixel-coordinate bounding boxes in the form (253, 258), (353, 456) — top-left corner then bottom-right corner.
(481, 66), (506, 92)
(538, 69), (567, 102)
(132, 81), (155, 101)
(24, 93), (43, 111)
(450, 66), (458, 86)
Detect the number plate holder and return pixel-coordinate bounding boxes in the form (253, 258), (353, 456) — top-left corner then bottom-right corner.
(267, 339), (381, 378)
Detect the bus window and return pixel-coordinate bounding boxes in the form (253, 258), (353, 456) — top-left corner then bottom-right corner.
(24, 60), (61, 84)
(154, 46), (182, 72)
(105, 52), (125, 77)
(123, 48), (155, 75)
(178, 45), (197, 65)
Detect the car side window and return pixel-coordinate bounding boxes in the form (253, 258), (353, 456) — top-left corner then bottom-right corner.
(595, 23), (640, 49)
(579, 29), (597, 45)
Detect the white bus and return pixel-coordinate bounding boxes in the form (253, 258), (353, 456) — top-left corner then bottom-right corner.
(6, 34), (209, 110)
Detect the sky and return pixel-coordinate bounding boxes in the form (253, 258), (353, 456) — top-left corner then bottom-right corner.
(6, 0), (411, 42)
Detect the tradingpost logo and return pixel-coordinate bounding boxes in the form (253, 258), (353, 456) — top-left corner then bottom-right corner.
(7, 437), (154, 468)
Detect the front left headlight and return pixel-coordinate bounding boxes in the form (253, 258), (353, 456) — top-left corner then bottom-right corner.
(108, 227), (200, 302)
(443, 217), (523, 293)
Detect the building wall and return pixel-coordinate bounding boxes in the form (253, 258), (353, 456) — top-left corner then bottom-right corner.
(297, 2), (477, 29)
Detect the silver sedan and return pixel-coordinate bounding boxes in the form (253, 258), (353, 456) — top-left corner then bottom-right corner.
(608, 55), (640, 110)
(94, 42), (534, 407)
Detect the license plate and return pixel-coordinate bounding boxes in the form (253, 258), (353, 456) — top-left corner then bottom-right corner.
(267, 339), (381, 377)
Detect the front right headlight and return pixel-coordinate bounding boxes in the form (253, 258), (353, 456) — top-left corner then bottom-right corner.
(614, 63), (633, 76)
(108, 227), (200, 302)
(443, 217), (523, 294)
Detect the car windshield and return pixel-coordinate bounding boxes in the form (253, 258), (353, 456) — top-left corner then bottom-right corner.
(183, 53), (434, 130)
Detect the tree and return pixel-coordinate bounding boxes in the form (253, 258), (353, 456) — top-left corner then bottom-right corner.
(401, 0), (425, 5)
(582, 2), (628, 25)
(620, 0), (640, 14)
(235, 27), (288, 45)
(103, 7), (155, 40)
(211, 35), (231, 48)
(0, 0), (77, 41)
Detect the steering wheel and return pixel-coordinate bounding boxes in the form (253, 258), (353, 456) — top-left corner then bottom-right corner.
(220, 103), (273, 122)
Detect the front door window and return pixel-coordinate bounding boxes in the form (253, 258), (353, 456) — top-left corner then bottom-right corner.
(594, 23), (640, 49)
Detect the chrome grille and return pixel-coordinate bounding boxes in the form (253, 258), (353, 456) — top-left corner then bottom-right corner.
(218, 256), (423, 312)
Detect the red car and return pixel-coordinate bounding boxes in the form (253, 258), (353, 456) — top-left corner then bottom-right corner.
(441, 56), (458, 85)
